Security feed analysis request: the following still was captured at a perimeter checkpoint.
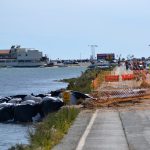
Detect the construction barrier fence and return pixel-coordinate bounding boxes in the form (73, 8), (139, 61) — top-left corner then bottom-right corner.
(90, 68), (150, 106)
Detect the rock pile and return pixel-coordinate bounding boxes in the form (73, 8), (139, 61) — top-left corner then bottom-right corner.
(0, 93), (64, 122)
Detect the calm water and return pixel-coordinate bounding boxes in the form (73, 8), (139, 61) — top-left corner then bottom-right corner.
(0, 66), (86, 150)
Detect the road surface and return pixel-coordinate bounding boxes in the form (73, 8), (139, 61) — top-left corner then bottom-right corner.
(53, 65), (150, 150)
(53, 102), (150, 150)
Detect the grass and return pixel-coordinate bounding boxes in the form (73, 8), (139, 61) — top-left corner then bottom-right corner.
(63, 68), (112, 93)
(9, 107), (80, 150)
(9, 67), (114, 150)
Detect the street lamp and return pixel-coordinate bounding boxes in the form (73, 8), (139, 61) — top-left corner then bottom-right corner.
(88, 45), (98, 60)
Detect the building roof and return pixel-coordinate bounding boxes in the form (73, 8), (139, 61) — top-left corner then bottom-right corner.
(0, 50), (10, 54)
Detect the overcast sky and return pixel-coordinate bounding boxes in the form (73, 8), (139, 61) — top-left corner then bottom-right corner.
(0, 0), (150, 59)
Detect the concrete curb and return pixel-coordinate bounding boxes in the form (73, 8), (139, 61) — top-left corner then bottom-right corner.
(52, 110), (94, 150)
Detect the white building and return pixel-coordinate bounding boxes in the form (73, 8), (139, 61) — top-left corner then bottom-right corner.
(0, 46), (48, 67)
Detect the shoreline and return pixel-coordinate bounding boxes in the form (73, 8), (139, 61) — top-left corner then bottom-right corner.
(8, 67), (116, 149)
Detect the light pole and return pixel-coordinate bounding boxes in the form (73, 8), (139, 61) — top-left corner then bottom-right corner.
(88, 45), (98, 60)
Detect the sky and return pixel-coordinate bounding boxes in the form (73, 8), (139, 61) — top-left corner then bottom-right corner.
(0, 0), (150, 59)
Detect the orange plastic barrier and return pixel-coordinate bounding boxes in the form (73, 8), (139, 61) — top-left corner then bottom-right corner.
(91, 77), (100, 90)
(121, 74), (135, 80)
(105, 75), (119, 82)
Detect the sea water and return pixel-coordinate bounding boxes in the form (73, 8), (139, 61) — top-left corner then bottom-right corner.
(0, 66), (86, 150)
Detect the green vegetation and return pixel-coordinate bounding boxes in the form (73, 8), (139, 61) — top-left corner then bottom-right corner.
(9, 107), (80, 150)
(63, 69), (100, 93)
(63, 68), (112, 93)
(9, 68), (114, 150)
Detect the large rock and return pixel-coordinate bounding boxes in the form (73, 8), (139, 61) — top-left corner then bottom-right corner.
(11, 94), (27, 99)
(14, 104), (41, 122)
(35, 94), (47, 98)
(21, 100), (36, 105)
(41, 97), (64, 117)
(0, 102), (14, 108)
(9, 98), (22, 104)
(23, 95), (43, 103)
(0, 97), (12, 103)
(72, 91), (91, 99)
(50, 89), (63, 97)
(0, 105), (14, 122)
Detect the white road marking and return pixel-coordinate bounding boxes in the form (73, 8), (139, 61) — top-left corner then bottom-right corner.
(76, 109), (98, 150)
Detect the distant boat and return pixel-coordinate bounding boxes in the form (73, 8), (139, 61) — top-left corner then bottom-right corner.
(0, 45), (49, 67)
(45, 62), (54, 67)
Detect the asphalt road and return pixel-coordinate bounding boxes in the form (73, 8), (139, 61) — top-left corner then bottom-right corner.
(120, 110), (150, 150)
(80, 110), (129, 150)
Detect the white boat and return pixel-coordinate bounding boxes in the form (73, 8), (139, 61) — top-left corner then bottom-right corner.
(0, 45), (48, 67)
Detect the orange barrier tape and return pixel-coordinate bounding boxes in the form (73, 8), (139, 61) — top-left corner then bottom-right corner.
(122, 74), (135, 80)
(105, 75), (119, 82)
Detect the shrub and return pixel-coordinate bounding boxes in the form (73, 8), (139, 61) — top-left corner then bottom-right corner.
(9, 107), (80, 150)
(63, 68), (112, 93)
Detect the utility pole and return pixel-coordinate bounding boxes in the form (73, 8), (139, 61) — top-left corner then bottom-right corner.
(88, 45), (98, 60)
(80, 53), (82, 61)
